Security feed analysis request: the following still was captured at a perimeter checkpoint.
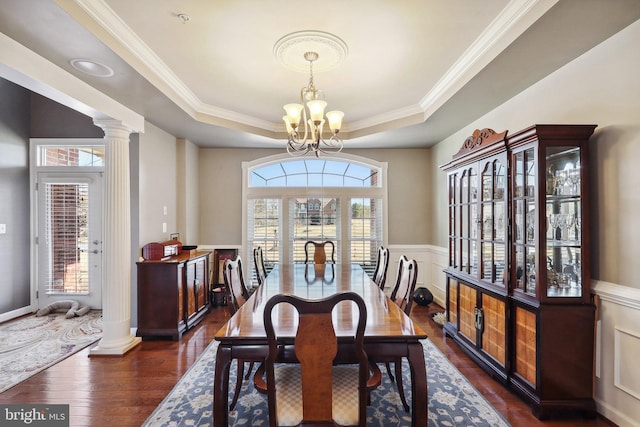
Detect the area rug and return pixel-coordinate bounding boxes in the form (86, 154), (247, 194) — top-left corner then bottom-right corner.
(0, 310), (102, 393)
(143, 338), (511, 426)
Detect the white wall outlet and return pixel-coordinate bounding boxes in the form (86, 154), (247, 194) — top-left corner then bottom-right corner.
(162, 222), (167, 233)
(163, 205), (167, 215)
(0, 224), (5, 234)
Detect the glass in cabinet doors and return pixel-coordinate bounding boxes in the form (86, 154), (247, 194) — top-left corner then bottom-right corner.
(512, 148), (537, 296)
(545, 146), (583, 297)
(448, 167), (479, 275)
(480, 159), (507, 286)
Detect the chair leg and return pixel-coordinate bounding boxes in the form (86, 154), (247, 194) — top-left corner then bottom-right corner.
(394, 359), (410, 412)
(244, 362), (255, 380)
(385, 362), (395, 382)
(230, 360), (245, 411)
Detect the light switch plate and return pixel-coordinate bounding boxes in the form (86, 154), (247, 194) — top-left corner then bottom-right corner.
(0, 224), (6, 234)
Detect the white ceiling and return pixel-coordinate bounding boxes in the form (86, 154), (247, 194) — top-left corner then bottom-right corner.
(1, 0), (640, 148)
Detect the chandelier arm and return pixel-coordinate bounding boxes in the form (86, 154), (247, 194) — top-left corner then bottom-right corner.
(282, 50), (343, 157)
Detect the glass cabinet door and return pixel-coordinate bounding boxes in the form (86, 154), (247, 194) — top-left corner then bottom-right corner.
(545, 146), (583, 298)
(448, 166), (479, 276)
(480, 158), (507, 287)
(512, 148), (537, 297)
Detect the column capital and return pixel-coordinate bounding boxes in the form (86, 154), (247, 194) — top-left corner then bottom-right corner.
(93, 119), (133, 140)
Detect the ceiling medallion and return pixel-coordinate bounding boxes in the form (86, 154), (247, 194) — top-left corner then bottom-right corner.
(274, 31), (348, 73)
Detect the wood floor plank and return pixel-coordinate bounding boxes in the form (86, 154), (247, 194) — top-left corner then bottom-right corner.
(0, 303), (614, 427)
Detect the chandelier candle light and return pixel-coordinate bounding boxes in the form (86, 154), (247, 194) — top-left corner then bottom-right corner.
(283, 51), (344, 157)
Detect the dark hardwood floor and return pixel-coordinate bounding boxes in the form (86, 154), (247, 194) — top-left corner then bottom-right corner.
(0, 303), (614, 426)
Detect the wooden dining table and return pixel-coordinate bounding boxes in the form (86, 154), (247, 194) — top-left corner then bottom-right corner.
(213, 263), (428, 426)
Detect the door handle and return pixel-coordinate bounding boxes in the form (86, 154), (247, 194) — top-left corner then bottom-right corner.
(474, 307), (484, 332)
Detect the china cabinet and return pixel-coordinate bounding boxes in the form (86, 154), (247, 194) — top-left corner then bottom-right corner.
(441, 128), (510, 381)
(441, 124), (597, 419)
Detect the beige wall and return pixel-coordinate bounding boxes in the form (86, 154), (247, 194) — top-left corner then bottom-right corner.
(197, 147), (432, 246)
(176, 138), (200, 245)
(431, 18), (640, 289)
(137, 121), (178, 251)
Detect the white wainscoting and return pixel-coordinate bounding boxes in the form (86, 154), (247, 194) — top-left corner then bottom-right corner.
(592, 280), (640, 427)
(386, 244), (448, 309)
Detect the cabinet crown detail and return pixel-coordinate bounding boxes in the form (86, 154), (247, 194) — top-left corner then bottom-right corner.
(455, 128), (508, 159)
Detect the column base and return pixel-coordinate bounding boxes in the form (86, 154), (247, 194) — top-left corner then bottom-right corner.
(89, 335), (141, 356)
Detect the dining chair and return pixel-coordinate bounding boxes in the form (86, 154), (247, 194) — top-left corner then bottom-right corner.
(222, 256), (255, 410)
(255, 292), (376, 427)
(253, 246), (267, 286)
(372, 246), (390, 290)
(304, 240), (336, 264)
(378, 255), (418, 412)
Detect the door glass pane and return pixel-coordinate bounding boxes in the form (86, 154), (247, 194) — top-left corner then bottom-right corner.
(494, 201), (505, 241)
(526, 246), (536, 295)
(291, 198), (339, 262)
(545, 146), (583, 298)
(495, 243), (506, 284)
(515, 246), (525, 292)
(525, 148), (535, 197)
(462, 239), (469, 273)
(514, 152), (524, 197)
(494, 161), (506, 200)
(350, 197), (383, 275)
(249, 198), (280, 274)
(482, 204), (492, 239)
(482, 242), (492, 281)
(526, 200), (536, 244)
(461, 171), (469, 204)
(482, 164), (492, 201)
(42, 183), (89, 294)
(470, 239), (478, 276)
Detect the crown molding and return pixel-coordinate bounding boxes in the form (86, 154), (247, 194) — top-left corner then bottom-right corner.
(419, 0), (558, 118)
(61, 0), (558, 140)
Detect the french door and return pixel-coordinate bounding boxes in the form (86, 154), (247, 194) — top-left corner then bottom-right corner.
(36, 172), (103, 309)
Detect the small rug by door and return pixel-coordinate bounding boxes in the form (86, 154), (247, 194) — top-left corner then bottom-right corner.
(0, 311), (102, 393)
(144, 338), (511, 426)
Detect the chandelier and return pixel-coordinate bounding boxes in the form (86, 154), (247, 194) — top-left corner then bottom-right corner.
(282, 51), (344, 157)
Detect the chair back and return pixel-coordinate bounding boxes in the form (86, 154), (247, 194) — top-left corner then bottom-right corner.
(253, 246), (267, 286)
(372, 246), (390, 290)
(389, 255), (418, 315)
(263, 292), (368, 427)
(222, 256), (249, 314)
(304, 240), (336, 264)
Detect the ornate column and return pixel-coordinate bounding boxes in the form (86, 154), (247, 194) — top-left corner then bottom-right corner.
(90, 119), (141, 355)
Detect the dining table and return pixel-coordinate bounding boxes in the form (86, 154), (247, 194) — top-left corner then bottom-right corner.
(213, 263), (428, 426)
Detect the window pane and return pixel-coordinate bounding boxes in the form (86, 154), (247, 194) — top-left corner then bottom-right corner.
(248, 198), (280, 280)
(42, 183), (90, 294)
(249, 159), (382, 188)
(291, 198), (339, 262)
(38, 145), (104, 167)
(349, 197), (382, 276)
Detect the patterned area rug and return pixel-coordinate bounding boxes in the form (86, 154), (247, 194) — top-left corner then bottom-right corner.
(144, 338), (511, 426)
(0, 311), (102, 393)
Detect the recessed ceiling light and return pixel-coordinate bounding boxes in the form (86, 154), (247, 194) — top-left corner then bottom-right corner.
(70, 59), (114, 77)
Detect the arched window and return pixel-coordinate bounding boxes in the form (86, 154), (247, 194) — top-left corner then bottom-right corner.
(243, 153), (388, 279)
